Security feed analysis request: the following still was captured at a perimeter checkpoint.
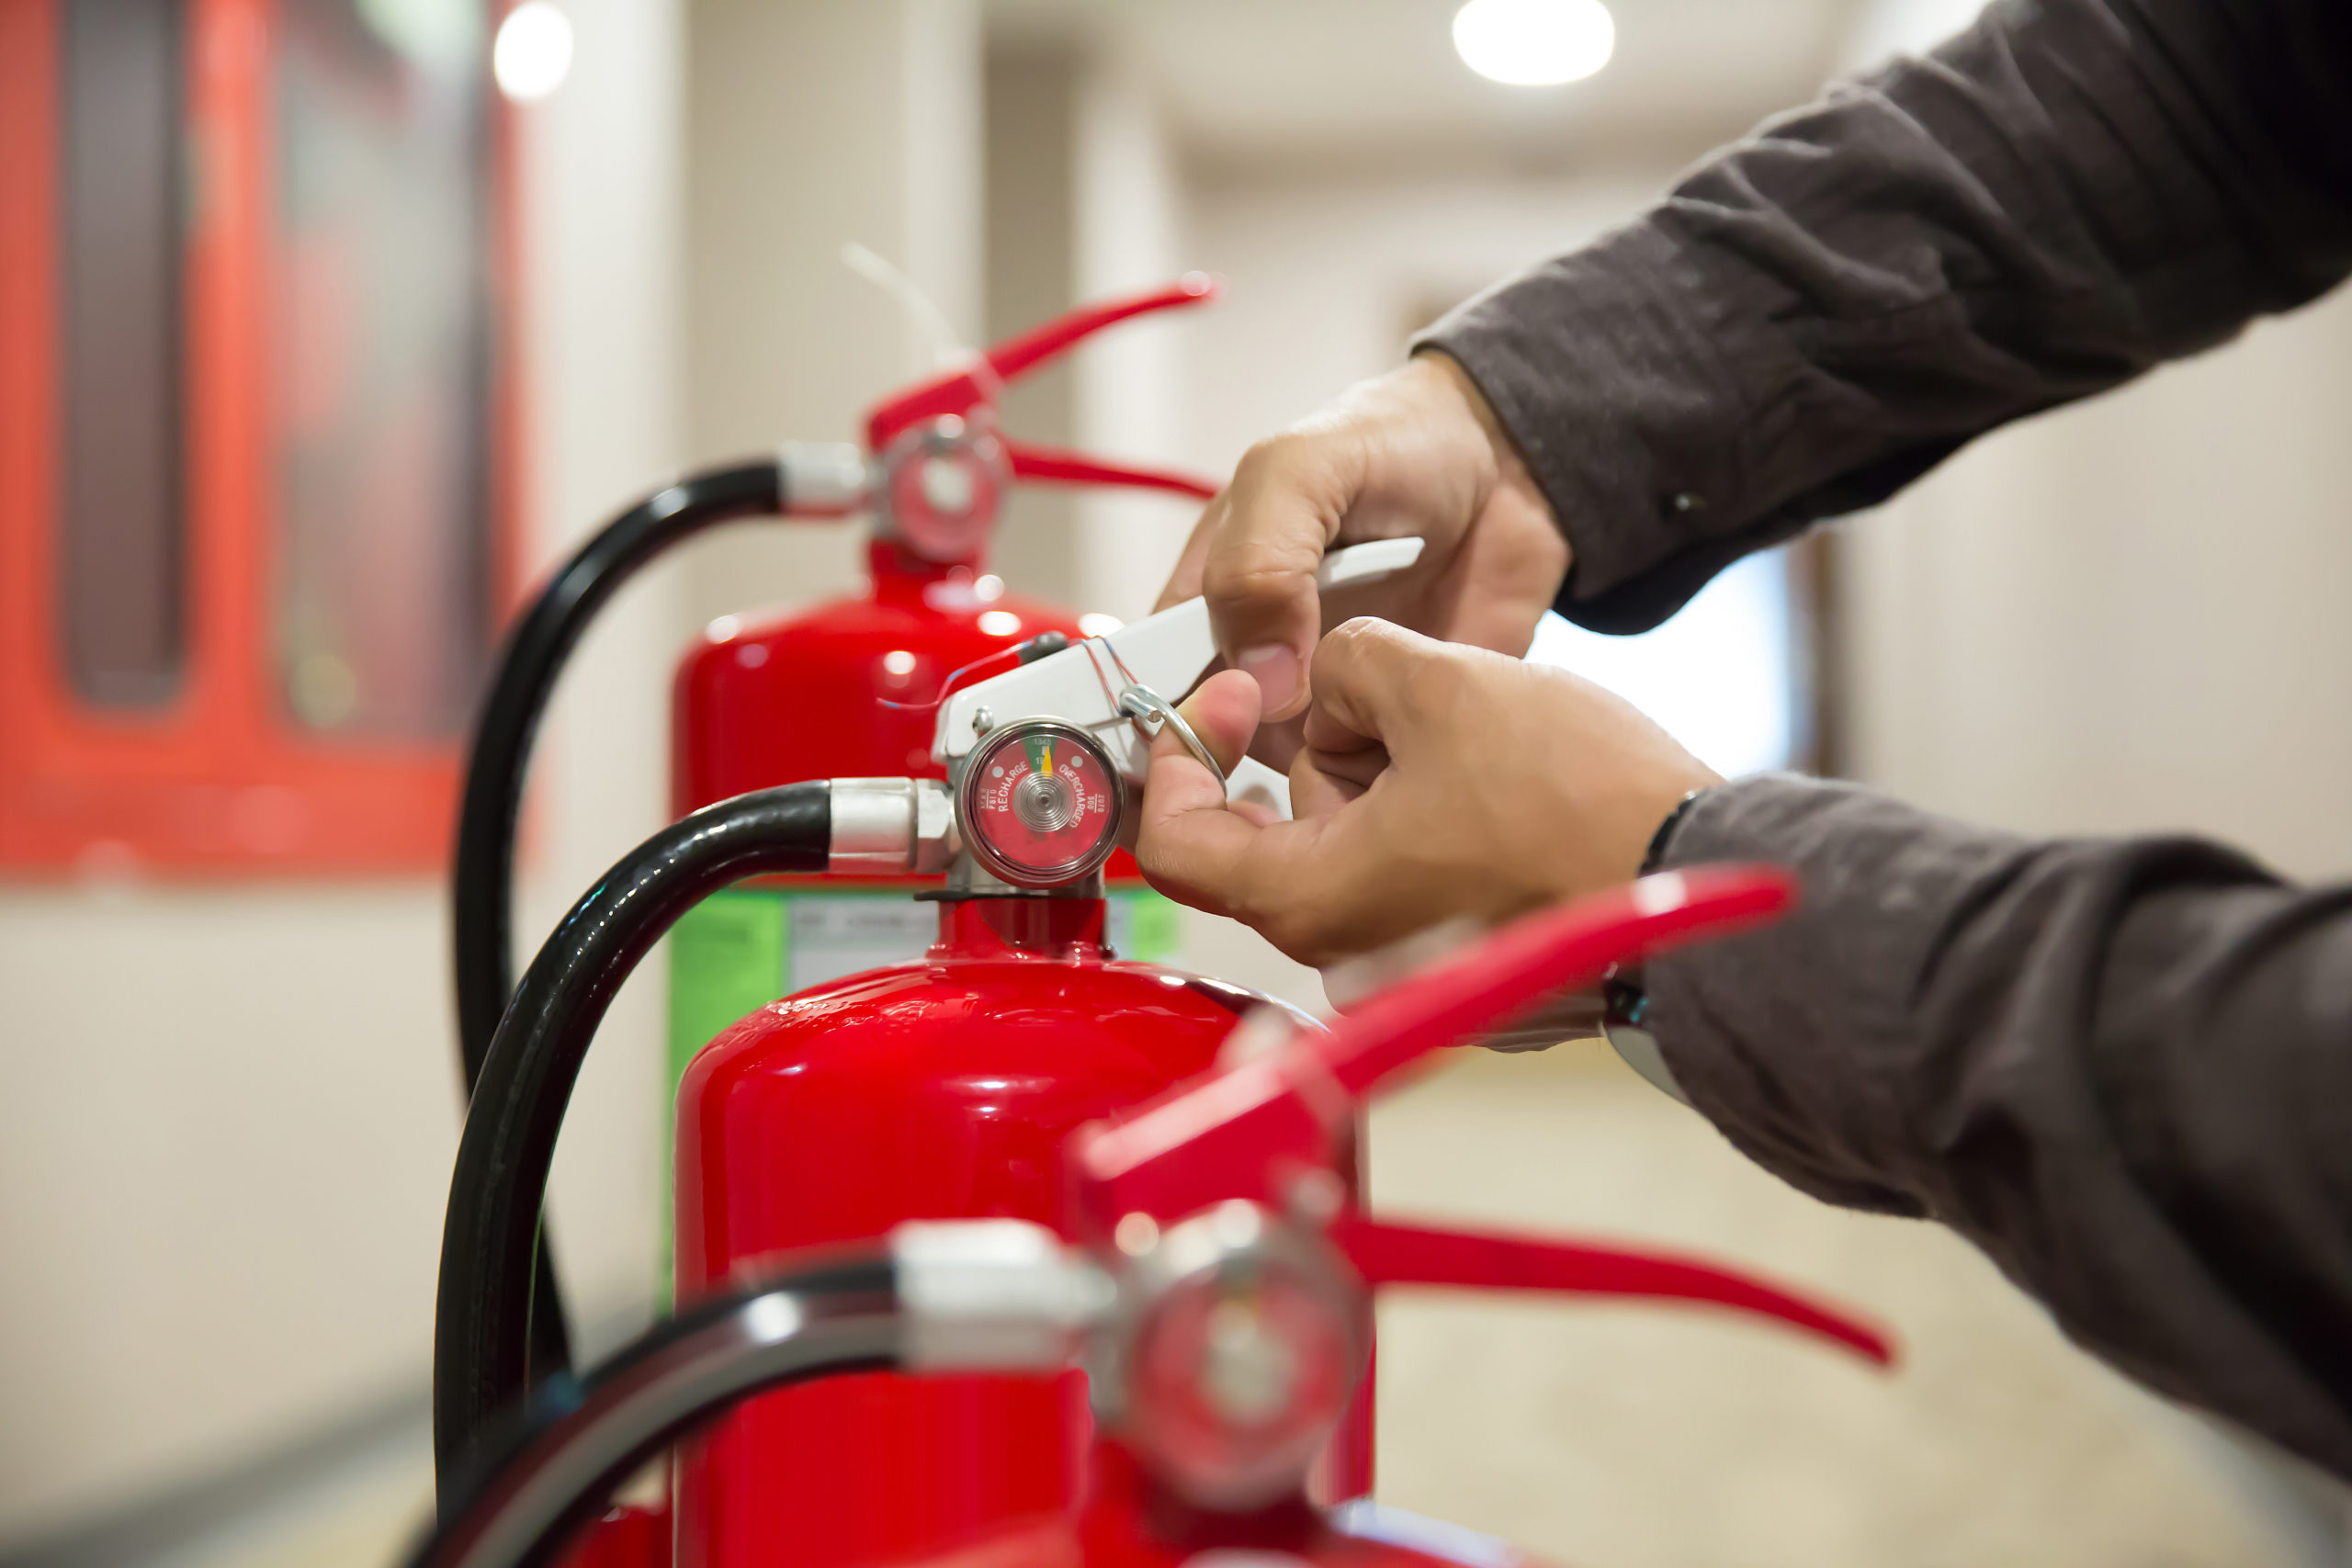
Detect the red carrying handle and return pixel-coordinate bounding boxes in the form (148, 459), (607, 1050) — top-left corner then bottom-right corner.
(863, 274), (1225, 501)
(1335, 1214), (1894, 1366)
(984, 273), (1217, 385)
(1067, 866), (1896, 1385)
(1005, 441), (1218, 502)
(1071, 868), (1798, 1233)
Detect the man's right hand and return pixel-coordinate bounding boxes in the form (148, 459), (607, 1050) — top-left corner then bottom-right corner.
(1136, 620), (1720, 967)
(1158, 353), (1569, 723)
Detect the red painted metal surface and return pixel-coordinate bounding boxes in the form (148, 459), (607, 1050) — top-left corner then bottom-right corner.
(547, 875), (1895, 1568)
(1072, 871), (1801, 1236)
(1071, 1444), (1521, 1568)
(557, 1505), (667, 1568)
(672, 897), (1278, 1568)
(629, 1462), (1541, 1568)
(674, 543), (1070, 813)
(1066, 871), (1894, 1367)
(1002, 442), (1218, 502)
(671, 540), (1150, 882)
(1334, 1213), (1891, 1365)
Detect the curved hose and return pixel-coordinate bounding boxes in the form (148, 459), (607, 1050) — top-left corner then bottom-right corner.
(414, 1249), (899, 1568)
(435, 782), (831, 1488)
(451, 460), (783, 1380)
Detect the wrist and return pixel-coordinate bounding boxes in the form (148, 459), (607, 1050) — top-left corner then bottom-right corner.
(1412, 350), (1557, 527)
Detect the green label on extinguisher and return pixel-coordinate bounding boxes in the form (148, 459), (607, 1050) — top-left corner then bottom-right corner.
(656, 886), (1182, 1296)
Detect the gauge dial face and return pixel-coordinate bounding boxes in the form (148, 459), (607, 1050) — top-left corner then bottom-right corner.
(961, 721), (1121, 886)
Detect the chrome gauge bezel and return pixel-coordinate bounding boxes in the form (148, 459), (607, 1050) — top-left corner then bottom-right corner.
(955, 718), (1125, 889)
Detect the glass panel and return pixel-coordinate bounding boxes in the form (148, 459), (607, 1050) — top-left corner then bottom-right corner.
(60, 0), (187, 709)
(275, 0), (492, 739)
(1528, 545), (1804, 778)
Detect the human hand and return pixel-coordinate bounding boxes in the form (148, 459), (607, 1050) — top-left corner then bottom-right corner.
(1159, 354), (1568, 726)
(1136, 619), (1720, 967)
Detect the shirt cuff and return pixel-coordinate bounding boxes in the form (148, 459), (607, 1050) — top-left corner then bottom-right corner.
(1641, 773), (1957, 1216)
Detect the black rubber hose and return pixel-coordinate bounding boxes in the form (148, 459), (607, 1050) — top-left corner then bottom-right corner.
(450, 460), (783, 1381)
(413, 1249), (899, 1568)
(435, 781), (831, 1490)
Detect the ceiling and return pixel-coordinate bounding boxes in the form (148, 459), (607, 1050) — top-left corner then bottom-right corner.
(988, 0), (1879, 175)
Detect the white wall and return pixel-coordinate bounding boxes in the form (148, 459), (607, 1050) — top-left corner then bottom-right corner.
(679, 0), (983, 633)
(1841, 287), (2352, 877)
(982, 40), (1082, 606)
(1183, 169), (1667, 480)
(0, 0), (687, 1539)
(523, 0), (692, 1352)
(1067, 49), (1193, 622)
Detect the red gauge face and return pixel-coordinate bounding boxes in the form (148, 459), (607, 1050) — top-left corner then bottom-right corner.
(960, 721), (1122, 887)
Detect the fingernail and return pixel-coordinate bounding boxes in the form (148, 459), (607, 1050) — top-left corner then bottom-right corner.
(1238, 645), (1300, 711)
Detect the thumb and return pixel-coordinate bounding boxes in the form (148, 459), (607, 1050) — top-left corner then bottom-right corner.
(1300, 616), (1446, 756)
(1135, 671), (1286, 919)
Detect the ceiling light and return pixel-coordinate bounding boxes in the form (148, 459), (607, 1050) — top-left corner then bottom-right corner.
(493, 2), (572, 102)
(1453, 0), (1615, 86)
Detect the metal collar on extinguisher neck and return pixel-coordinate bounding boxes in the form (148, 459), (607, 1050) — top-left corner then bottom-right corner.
(827, 778), (960, 875)
(776, 440), (874, 517)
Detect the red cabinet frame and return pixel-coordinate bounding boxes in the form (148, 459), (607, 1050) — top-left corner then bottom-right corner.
(0, 0), (521, 874)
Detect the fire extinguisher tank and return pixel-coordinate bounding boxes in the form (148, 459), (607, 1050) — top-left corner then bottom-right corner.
(672, 543), (1081, 810)
(667, 544), (1175, 1111)
(673, 896), (1285, 1568)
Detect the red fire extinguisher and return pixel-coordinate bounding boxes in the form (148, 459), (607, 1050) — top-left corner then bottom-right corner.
(442, 273), (1347, 1566)
(664, 274), (1237, 1069)
(660, 541), (1424, 1566)
(447, 274), (1226, 1396)
(416, 869), (1893, 1568)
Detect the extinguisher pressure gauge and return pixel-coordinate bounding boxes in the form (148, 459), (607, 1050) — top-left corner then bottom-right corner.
(957, 719), (1123, 888)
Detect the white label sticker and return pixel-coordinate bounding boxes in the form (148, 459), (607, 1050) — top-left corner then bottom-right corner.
(786, 897), (936, 991)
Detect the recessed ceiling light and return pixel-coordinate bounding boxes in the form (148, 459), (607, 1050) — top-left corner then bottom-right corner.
(1453, 0), (1615, 86)
(493, 1), (573, 102)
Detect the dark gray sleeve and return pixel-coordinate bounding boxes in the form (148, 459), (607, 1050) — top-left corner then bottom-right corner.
(1419, 0), (2352, 633)
(1648, 773), (2352, 1478)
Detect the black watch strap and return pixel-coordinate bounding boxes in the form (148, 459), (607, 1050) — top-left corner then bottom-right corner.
(1639, 787), (1707, 877)
(1602, 788), (1709, 1066)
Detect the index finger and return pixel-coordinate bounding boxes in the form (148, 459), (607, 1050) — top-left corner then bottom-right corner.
(1193, 436), (1365, 721)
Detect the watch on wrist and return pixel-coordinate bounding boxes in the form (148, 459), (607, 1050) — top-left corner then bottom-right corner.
(1598, 788), (1708, 1104)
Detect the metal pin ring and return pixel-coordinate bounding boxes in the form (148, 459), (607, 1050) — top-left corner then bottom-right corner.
(1118, 685), (1227, 791)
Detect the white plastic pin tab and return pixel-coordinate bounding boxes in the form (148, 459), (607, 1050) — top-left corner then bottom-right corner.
(1315, 536), (1423, 592)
